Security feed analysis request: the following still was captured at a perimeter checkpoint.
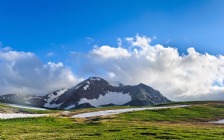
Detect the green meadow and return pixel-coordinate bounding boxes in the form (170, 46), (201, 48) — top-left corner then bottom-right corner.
(1, 102), (224, 139)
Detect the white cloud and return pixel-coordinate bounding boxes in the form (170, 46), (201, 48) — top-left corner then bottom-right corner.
(78, 34), (224, 101)
(108, 72), (116, 79)
(91, 45), (131, 59)
(0, 50), (81, 95)
(126, 34), (151, 49)
(2, 35), (224, 101)
(0, 42), (13, 52)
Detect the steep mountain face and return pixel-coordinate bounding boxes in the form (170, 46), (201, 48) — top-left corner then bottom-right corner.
(42, 77), (171, 109)
(0, 77), (171, 110)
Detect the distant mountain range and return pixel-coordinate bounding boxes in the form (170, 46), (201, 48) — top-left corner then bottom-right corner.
(0, 77), (171, 110)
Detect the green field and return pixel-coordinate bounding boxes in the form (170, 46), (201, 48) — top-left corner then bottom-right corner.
(1, 102), (224, 139)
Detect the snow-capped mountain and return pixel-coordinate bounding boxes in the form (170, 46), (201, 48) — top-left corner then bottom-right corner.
(0, 77), (171, 110)
(41, 77), (171, 109)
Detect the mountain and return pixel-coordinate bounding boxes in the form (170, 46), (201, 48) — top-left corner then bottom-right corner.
(0, 94), (44, 107)
(0, 77), (171, 110)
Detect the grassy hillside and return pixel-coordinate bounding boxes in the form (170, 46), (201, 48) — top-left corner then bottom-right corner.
(0, 103), (56, 114)
(1, 101), (224, 139)
(0, 104), (24, 113)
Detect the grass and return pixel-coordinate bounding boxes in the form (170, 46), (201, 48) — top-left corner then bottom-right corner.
(1, 101), (224, 139)
(0, 104), (23, 113)
(116, 104), (224, 122)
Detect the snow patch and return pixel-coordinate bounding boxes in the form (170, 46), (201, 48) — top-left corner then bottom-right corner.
(8, 104), (47, 110)
(64, 104), (76, 110)
(0, 113), (46, 119)
(44, 88), (68, 108)
(209, 119), (224, 124)
(96, 78), (101, 81)
(57, 88), (68, 95)
(89, 77), (101, 81)
(44, 103), (63, 108)
(45, 88), (68, 102)
(83, 84), (89, 90)
(78, 92), (132, 107)
(72, 84), (82, 90)
(72, 105), (190, 118)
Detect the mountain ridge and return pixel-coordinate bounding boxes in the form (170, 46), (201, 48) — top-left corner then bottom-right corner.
(0, 77), (171, 110)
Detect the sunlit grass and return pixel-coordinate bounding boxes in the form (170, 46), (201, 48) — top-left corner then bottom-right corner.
(1, 101), (224, 139)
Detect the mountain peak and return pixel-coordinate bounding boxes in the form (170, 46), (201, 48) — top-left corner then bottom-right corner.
(86, 77), (124, 87)
(87, 76), (104, 81)
(138, 83), (147, 87)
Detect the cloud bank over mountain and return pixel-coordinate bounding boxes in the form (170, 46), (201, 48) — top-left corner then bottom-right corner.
(0, 48), (81, 95)
(80, 35), (224, 101)
(1, 35), (224, 101)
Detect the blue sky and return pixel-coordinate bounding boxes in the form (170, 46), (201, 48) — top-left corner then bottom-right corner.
(1, 0), (224, 57)
(0, 0), (224, 100)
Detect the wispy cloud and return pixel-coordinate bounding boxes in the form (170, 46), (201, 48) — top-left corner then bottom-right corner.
(86, 37), (94, 44)
(47, 52), (55, 57)
(117, 38), (122, 47)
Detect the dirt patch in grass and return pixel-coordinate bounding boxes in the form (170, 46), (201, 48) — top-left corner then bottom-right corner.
(140, 132), (157, 136)
(108, 129), (121, 132)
